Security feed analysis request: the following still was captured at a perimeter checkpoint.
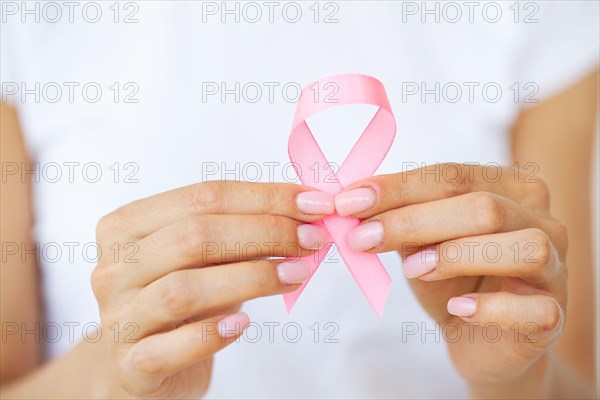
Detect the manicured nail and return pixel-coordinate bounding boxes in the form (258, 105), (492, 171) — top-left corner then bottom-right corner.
(277, 260), (311, 284)
(335, 187), (376, 216)
(297, 224), (328, 250)
(347, 221), (383, 251)
(296, 191), (335, 215)
(447, 297), (477, 317)
(218, 312), (250, 339)
(403, 250), (437, 278)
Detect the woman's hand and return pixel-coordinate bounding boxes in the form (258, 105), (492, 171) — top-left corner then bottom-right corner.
(336, 163), (568, 391)
(92, 181), (333, 398)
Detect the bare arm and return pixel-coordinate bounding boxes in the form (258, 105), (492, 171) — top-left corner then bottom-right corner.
(0, 102), (329, 399)
(0, 102), (127, 399)
(511, 67), (598, 386)
(1, 102), (42, 382)
(470, 66), (599, 400)
(334, 68), (599, 400)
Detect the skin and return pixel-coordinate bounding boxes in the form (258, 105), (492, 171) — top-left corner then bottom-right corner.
(341, 68), (599, 398)
(91, 181), (329, 398)
(0, 68), (598, 398)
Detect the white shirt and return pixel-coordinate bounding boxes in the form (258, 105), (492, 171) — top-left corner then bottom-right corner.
(1, 1), (598, 398)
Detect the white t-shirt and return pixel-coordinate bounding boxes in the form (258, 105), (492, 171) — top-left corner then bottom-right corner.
(1, 1), (598, 398)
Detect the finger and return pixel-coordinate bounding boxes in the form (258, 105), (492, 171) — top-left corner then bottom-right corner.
(119, 312), (249, 398)
(402, 229), (565, 288)
(98, 181), (334, 241)
(447, 292), (564, 349)
(128, 259), (310, 336)
(335, 163), (550, 218)
(129, 214), (327, 285)
(346, 191), (549, 253)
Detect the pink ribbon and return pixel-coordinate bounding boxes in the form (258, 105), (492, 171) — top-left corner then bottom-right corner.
(284, 74), (396, 318)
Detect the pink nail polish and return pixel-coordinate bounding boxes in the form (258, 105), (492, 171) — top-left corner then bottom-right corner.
(218, 312), (250, 339)
(277, 260), (311, 284)
(297, 224), (328, 250)
(296, 191), (335, 215)
(403, 250), (437, 278)
(346, 221), (383, 251)
(447, 297), (477, 317)
(335, 188), (376, 216)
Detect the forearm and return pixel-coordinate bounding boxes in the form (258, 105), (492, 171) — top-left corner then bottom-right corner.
(0, 338), (132, 400)
(508, 67), (599, 398)
(469, 351), (596, 399)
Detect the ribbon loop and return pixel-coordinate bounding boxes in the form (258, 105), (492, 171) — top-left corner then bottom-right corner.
(285, 74), (396, 318)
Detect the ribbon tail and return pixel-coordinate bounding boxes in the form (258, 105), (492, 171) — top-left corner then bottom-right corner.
(324, 214), (392, 318)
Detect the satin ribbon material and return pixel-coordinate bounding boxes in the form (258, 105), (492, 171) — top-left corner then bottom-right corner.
(285, 74), (396, 318)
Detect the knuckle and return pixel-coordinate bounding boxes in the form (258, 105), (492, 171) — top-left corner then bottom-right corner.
(90, 265), (112, 300)
(141, 379), (176, 399)
(525, 228), (553, 268)
(96, 211), (123, 242)
(130, 346), (163, 376)
(249, 260), (278, 293)
(392, 211), (418, 239)
(550, 220), (569, 257)
(471, 192), (504, 232)
(524, 174), (551, 207)
(262, 184), (282, 212)
(264, 215), (290, 245)
(397, 213), (418, 238)
(158, 274), (195, 318)
(534, 175), (551, 198)
(118, 357), (175, 399)
(189, 181), (223, 214)
(554, 221), (569, 244)
(178, 217), (212, 256)
(538, 297), (563, 332)
(441, 164), (472, 197)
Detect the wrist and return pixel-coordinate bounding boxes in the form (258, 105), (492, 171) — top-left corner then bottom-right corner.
(468, 353), (552, 399)
(469, 350), (597, 400)
(87, 337), (133, 399)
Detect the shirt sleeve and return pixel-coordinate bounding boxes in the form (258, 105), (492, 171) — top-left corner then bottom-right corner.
(513, 0), (599, 105)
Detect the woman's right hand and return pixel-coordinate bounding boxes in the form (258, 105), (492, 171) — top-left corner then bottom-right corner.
(91, 181), (333, 398)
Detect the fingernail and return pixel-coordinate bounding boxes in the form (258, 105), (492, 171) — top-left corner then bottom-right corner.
(277, 260), (311, 284)
(218, 312), (250, 339)
(403, 250), (437, 278)
(296, 191), (335, 215)
(347, 221), (383, 251)
(447, 297), (477, 317)
(297, 224), (328, 250)
(335, 187), (376, 216)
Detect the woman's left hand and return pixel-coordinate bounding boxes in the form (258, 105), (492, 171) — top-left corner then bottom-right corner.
(336, 163), (568, 388)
